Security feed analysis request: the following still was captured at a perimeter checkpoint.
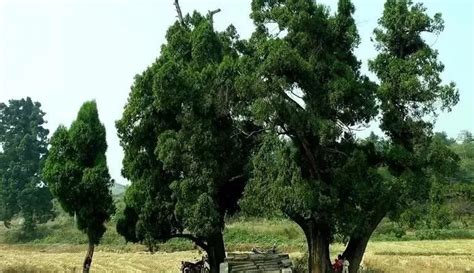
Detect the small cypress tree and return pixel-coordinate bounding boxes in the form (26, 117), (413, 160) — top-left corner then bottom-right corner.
(43, 101), (115, 273)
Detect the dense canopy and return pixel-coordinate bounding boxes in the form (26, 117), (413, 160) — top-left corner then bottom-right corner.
(238, 0), (459, 272)
(115, 7), (257, 272)
(0, 97), (55, 232)
(106, 0), (459, 272)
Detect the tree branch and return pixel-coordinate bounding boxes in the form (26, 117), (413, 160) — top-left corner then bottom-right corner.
(228, 174), (245, 183)
(231, 128), (265, 138)
(325, 147), (349, 158)
(208, 8), (221, 24)
(173, 0), (184, 25)
(3, 221), (11, 229)
(299, 135), (320, 180)
(243, 128), (265, 138)
(284, 209), (308, 232)
(170, 233), (208, 251)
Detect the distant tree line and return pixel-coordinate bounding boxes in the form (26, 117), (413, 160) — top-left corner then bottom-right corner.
(399, 133), (473, 231)
(0, 98), (55, 232)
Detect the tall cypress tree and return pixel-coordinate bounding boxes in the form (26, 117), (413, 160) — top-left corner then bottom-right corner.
(0, 97), (55, 232)
(239, 0), (459, 272)
(115, 7), (256, 272)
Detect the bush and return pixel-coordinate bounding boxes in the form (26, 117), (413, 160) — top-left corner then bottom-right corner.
(292, 252), (308, 273)
(415, 229), (441, 240)
(372, 220), (406, 239)
(414, 229), (474, 240)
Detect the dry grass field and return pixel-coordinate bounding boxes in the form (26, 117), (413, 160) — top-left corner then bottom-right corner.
(0, 244), (193, 272)
(349, 240), (473, 273)
(0, 240), (472, 273)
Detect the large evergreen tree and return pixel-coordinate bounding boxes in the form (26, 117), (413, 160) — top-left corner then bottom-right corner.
(43, 101), (115, 273)
(115, 6), (256, 272)
(0, 97), (55, 231)
(239, 0), (459, 272)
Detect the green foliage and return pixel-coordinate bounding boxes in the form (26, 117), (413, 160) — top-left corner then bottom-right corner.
(1, 210), (472, 247)
(452, 138), (474, 183)
(43, 101), (115, 245)
(0, 97), (55, 231)
(397, 137), (474, 230)
(370, 0), (458, 136)
(292, 252), (309, 273)
(238, 0), (459, 271)
(224, 218), (305, 246)
(241, 0), (383, 239)
(115, 9), (257, 271)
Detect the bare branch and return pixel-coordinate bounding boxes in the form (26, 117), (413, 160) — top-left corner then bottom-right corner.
(325, 147), (349, 157)
(174, 0), (184, 25)
(229, 174), (245, 182)
(208, 8), (221, 24)
(243, 128), (265, 138)
(231, 128), (265, 138)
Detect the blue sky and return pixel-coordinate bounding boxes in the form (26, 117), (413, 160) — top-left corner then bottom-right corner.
(1, 0), (472, 184)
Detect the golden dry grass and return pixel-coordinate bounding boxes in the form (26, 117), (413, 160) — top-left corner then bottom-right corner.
(0, 244), (199, 272)
(360, 240), (474, 273)
(0, 240), (472, 272)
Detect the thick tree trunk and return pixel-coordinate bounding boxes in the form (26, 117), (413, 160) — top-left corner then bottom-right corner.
(342, 213), (386, 273)
(82, 241), (95, 273)
(206, 232), (226, 273)
(304, 222), (332, 273)
(342, 234), (371, 273)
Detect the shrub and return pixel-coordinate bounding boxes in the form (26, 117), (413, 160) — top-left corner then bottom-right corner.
(292, 252), (308, 273)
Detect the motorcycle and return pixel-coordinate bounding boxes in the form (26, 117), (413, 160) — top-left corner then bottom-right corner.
(181, 255), (210, 273)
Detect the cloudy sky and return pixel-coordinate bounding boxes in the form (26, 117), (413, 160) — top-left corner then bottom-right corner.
(1, 0), (472, 185)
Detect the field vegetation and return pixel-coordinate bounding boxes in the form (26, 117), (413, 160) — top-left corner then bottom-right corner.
(0, 239), (472, 272)
(2, 213), (473, 249)
(1, 213), (473, 272)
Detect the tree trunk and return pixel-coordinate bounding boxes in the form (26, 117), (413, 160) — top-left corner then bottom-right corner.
(342, 213), (386, 273)
(304, 221), (332, 273)
(342, 234), (371, 273)
(82, 241), (95, 273)
(206, 232), (226, 273)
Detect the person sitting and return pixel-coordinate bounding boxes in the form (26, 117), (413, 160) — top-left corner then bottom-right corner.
(332, 254), (343, 272)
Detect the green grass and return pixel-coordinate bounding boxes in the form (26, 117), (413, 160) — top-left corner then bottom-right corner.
(1, 215), (472, 253)
(223, 218), (307, 252)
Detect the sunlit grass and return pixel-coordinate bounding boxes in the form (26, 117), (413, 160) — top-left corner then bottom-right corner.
(0, 240), (472, 272)
(1, 216), (473, 272)
(0, 244), (198, 273)
(359, 240), (473, 273)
